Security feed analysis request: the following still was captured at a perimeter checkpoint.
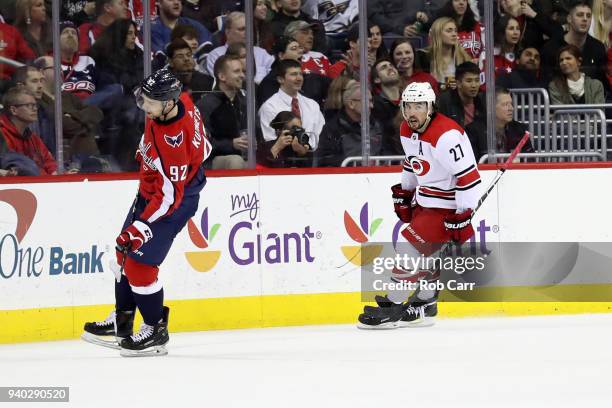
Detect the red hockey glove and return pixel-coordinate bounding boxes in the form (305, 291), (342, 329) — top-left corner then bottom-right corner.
(116, 220), (153, 253)
(391, 183), (415, 223)
(444, 209), (474, 243)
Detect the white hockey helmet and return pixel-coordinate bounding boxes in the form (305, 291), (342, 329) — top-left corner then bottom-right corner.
(401, 82), (436, 123)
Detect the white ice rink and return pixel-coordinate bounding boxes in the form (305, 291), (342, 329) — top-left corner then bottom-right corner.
(1, 313), (611, 407)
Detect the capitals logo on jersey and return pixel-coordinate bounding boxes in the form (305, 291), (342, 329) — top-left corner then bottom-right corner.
(164, 131), (184, 148)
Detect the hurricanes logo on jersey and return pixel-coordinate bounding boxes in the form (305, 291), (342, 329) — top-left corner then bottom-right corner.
(408, 156), (431, 176)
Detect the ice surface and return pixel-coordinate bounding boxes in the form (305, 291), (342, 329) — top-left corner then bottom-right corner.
(1, 314), (611, 407)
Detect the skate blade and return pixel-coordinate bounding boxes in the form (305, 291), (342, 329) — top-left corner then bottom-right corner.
(81, 332), (121, 350)
(120, 345), (168, 357)
(398, 317), (436, 328)
(356, 321), (400, 330)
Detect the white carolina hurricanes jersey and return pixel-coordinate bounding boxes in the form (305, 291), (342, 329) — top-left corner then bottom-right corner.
(399, 113), (481, 210)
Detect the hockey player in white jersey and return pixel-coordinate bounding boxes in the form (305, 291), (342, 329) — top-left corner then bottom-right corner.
(358, 82), (481, 329)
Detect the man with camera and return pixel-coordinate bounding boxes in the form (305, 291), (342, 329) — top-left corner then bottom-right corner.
(258, 111), (311, 167)
(259, 59), (325, 153)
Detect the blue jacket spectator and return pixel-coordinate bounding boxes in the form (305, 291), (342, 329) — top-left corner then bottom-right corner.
(151, 0), (212, 53)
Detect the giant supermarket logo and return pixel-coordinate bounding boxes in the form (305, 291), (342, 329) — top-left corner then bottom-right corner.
(0, 189), (105, 279)
(184, 207), (222, 272)
(185, 192), (318, 271)
(341, 202), (384, 266)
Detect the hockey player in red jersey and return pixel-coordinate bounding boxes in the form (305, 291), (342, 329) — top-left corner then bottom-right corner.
(82, 68), (211, 356)
(358, 82), (481, 329)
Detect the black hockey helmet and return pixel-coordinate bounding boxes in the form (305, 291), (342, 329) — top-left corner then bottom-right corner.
(134, 68), (182, 107)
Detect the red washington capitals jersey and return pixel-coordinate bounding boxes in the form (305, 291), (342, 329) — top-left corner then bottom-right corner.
(136, 92), (212, 223)
(399, 113), (481, 211)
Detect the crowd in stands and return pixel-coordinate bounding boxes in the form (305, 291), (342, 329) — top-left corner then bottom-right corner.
(0, 0), (611, 176)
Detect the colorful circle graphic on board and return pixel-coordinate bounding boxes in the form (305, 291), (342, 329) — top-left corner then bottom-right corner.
(341, 202), (384, 266)
(184, 208), (222, 272)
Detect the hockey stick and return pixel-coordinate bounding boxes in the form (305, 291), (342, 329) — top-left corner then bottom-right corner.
(112, 195), (138, 283)
(440, 131), (531, 254)
(473, 130), (531, 214)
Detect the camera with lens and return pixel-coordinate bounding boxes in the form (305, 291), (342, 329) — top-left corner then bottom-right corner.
(288, 125), (309, 146)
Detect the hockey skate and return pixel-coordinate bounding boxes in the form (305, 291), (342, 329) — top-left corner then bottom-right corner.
(357, 299), (437, 329)
(120, 306), (170, 357)
(81, 310), (135, 350)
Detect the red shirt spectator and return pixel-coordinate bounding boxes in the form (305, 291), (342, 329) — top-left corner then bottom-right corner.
(458, 22), (484, 60)
(0, 22), (35, 79)
(78, 0), (128, 54)
(78, 21), (106, 54)
(0, 88), (57, 175)
(494, 50), (517, 77)
(127, 0), (156, 28)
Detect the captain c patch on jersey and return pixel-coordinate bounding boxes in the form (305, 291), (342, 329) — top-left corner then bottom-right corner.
(164, 131), (184, 148)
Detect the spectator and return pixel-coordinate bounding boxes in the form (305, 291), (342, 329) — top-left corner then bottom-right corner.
(0, 21), (35, 81)
(258, 37), (304, 106)
(437, 61), (484, 128)
(126, 0), (158, 29)
(259, 59), (324, 151)
(180, 0), (239, 34)
(492, 15), (521, 77)
(270, 0), (327, 53)
(206, 11), (273, 84)
(548, 44), (605, 104)
(435, 0), (484, 60)
(590, 0), (612, 46)
(258, 111), (311, 167)
(14, 0), (53, 56)
(323, 76), (355, 116)
(60, 21), (97, 100)
(12, 65), (55, 156)
(540, 1), (609, 95)
(225, 41), (248, 73)
(331, 23), (378, 80)
(171, 23), (199, 55)
(416, 17), (472, 89)
(317, 80), (383, 166)
(301, 0), (358, 47)
(34, 55), (103, 164)
(369, 23), (387, 60)
(497, 46), (545, 89)
(0, 87), (57, 175)
(169, 24), (212, 73)
(151, 0), (212, 53)
(61, 21), (123, 105)
(498, 0), (563, 49)
(62, 0), (95, 25)
(370, 59), (403, 155)
(367, 0), (446, 37)
(197, 54), (247, 169)
(286, 21), (337, 78)
(59, 20), (124, 155)
(78, 0), (129, 55)
(166, 38), (213, 98)
(590, 0), (612, 89)
(390, 39), (439, 93)
(466, 87), (534, 162)
(88, 18), (143, 95)
(254, 0), (274, 53)
(257, 36), (329, 107)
